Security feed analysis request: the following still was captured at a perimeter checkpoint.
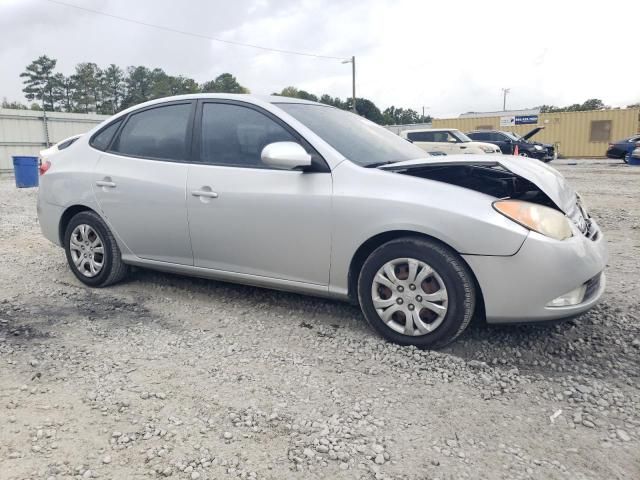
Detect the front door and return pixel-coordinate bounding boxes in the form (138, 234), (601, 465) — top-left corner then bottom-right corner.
(92, 101), (195, 265)
(186, 101), (332, 285)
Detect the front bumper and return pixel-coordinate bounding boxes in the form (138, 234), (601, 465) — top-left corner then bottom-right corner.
(463, 220), (608, 324)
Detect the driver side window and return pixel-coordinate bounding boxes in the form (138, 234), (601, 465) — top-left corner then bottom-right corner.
(445, 132), (459, 143)
(200, 103), (297, 168)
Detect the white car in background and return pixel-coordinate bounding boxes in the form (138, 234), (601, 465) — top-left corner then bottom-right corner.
(401, 128), (502, 155)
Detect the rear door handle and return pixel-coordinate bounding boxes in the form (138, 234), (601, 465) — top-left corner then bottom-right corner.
(96, 180), (116, 188)
(191, 190), (218, 198)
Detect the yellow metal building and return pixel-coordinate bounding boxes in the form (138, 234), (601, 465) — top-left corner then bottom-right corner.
(432, 108), (640, 158)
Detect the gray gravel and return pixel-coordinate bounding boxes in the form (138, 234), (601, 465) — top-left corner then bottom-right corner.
(1, 159), (639, 480)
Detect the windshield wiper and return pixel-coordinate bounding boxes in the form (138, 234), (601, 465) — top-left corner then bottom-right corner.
(364, 161), (396, 168)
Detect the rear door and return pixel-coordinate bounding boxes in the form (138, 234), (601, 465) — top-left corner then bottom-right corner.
(407, 131), (449, 154)
(92, 101), (195, 265)
(490, 132), (513, 154)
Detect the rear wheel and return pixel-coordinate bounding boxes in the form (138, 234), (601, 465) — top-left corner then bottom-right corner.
(357, 237), (476, 348)
(64, 211), (128, 287)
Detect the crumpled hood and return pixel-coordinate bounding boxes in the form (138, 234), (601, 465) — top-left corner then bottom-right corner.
(379, 154), (577, 212)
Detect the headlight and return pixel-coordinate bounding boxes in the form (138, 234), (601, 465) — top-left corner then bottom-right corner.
(534, 145), (543, 151)
(493, 200), (573, 240)
(479, 145), (494, 153)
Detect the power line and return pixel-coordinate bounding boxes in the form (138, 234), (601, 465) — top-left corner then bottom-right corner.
(43, 0), (346, 61)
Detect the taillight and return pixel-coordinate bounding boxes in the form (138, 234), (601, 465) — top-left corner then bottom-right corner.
(39, 159), (51, 175)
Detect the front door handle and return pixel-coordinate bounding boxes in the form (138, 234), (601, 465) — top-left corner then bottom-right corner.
(191, 190), (218, 198)
(96, 179), (116, 188)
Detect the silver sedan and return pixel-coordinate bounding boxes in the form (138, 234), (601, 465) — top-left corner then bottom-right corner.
(37, 94), (607, 348)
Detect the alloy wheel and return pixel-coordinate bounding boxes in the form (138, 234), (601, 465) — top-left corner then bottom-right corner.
(69, 224), (105, 278)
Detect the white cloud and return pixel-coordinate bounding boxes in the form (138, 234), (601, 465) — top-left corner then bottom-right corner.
(0, 0), (637, 116)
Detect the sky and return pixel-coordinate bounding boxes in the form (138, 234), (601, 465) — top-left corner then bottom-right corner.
(0, 0), (638, 118)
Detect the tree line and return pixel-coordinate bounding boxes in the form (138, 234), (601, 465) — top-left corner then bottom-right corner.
(10, 55), (432, 125)
(10, 55), (638, 123)
(14, 55), (248, 115)
(274, 86), (432, 125)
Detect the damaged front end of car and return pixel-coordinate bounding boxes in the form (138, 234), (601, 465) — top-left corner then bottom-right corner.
(379, 155), (593, 238)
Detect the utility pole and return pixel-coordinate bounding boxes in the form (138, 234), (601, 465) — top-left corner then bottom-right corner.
(421, 106), (431, 123)
(501, 88), (511, 111)
(342, 56), (356, 113)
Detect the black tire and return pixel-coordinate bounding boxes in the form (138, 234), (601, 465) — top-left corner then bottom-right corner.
(63, 211), (128, 287)
(623, 153), (629, 164)
(357, 237), (475, 349)
(519, 151), (530, 157)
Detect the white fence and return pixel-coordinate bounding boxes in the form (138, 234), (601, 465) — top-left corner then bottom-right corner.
(384, 122), (433, 135)
(0, 108), (110, 171)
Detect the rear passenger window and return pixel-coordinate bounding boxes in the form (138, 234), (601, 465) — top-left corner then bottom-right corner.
(111, 103), (192, 161)
(200, 103), (297, 168)
(90, 120), (122, 151)
(471, 132), (488, 141)
(407, 131), (435, 142)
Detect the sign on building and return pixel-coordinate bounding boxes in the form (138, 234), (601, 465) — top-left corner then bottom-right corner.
(500, 115), (539, 126)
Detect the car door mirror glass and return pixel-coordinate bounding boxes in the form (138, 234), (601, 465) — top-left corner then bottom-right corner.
(261, 142), (312, 170)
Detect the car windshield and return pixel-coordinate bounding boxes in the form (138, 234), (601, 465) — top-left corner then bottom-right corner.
(276, 103), (426, 167)
(451, 131), (472, 143)
(503, 131), (521, 141)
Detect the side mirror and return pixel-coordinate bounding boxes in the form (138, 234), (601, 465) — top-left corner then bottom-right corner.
(261, 142), (312, 170)
(448, 138), (457, 143)
(504, 139), (513, 144)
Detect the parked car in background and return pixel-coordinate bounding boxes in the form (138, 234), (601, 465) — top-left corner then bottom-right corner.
(628, 145), (640, 165)
(467, 127), (555, 162)
(37, 94), (606, 348)
(400, 128), (501, 155)
(39, 134), (83, 174)
(606, 134), (640, 161)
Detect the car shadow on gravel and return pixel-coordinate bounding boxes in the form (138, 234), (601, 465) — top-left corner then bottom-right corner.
(128, 267), (368, 329)
(127, 269), (640, 381)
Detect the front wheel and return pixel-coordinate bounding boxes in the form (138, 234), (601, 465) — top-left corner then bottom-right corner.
(64, 211), (128, 287)
(357, 237), (476, 349)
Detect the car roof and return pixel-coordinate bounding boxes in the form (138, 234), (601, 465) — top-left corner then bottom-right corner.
(402, 128), (460, 134)
(125, 93), (323, 107)
(100, 94), (329, 125)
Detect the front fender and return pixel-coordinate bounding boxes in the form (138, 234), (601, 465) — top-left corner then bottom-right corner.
(328, 161), (529, 295)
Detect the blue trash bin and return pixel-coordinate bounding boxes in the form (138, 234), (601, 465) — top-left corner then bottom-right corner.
(12, 156), (39, 188)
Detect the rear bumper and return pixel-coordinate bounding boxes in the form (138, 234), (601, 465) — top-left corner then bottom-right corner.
(37, 195), (64, 247)
(463, 221), (608, 324)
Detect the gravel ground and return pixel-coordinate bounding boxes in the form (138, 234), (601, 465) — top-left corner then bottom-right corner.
(1, 159), (638, 480)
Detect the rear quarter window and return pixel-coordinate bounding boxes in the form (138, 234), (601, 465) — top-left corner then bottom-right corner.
(90, 120), (123, 151)
(407, 131), (436, 142)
